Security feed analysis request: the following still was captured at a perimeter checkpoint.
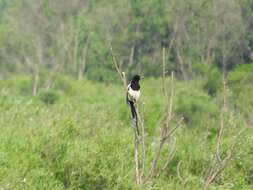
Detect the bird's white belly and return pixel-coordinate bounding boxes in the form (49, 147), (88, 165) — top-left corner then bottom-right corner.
(128, 87), (140, 101)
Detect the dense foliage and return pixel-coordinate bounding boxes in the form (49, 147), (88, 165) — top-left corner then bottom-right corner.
(0, 0), (253, 189)
(0, 73), (253, 189)
(0, 0), (253, 82)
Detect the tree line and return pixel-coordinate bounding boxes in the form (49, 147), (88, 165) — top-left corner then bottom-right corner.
(0, 0), (253, 93)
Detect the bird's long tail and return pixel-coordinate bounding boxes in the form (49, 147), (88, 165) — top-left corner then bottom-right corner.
(129, 101), (139, 135)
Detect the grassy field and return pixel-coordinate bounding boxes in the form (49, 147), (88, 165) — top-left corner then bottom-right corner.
(0, 74), (253, 190)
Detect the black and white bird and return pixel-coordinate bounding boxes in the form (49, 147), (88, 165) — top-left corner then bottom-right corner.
(126, 75), (141, 133)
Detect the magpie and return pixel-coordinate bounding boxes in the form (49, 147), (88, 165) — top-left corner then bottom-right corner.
(126, 75), (141, 134)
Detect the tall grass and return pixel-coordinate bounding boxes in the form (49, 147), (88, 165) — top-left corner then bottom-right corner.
(0, 75), (252, 189)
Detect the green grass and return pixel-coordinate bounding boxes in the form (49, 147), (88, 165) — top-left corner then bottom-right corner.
(0, 75), (252, 189)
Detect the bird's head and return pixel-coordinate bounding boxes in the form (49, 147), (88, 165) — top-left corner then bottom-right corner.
(132, 75), (142, 82)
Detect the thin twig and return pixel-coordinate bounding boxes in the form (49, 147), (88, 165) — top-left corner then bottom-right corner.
(134, 105), (143, 184)
(202, 77), (238, 190)
(109, 43), (127, 89)
(146, 71), (178, 180)
(215, 79), (226, 162)
(162, 47), (166, 95)
(161, 137), (177, 171)
(134, 136), (141, 185)
(177, 161), (189, 190)
(163, 118), (183, 141)
(140, 102), (146, 179)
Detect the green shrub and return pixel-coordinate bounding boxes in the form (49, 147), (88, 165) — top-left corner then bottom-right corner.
(54, 76), (79, 96)
(203, 67), (222, 96)
(232, 84), (253, 123)
(38, 90), (59, 105)
(0, 73), (252, 189)
(139, 57), (162, 77)
(175, 85), (219, 127)
(192, 63), (211, 77)
(228, 64), (253, 86)
(86, 66), (119, 84)
(192, 63), (222, 96)
(234, 132), (253, 186)
(1, 75), (33, 95)
(228, 64), (253, 121)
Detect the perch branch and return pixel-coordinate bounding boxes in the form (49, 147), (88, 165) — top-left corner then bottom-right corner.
(109, 43), (143, 185)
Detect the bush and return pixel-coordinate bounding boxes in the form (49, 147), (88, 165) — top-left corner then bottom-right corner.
(86, 66), (119, 84)
(227, 64), (253, 122)
(1, 73), (252, 189)
(192, 63), (222, 96)
(54, 76), (80, 96)
(227, 64), (253, 100)
(192, 63), (211, 77)
(1, 75), (33, 95)
(38, 90), (59, 105)
(227, 64), (253, 86)
(175, 85), (219, 127)
(138, 57), (162, 77)
(231, 84), (253, 123)
(203, 67), (222, 96)
(234, 132), (253, 186)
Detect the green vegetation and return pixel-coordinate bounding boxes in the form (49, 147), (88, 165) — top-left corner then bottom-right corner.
(0, 74), (252, 189)
(0, 0), (253, 189)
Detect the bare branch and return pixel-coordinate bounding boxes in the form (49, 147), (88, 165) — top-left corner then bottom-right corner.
(202, 77), (239, 190)
(162, 47), (166, 95)
(175, 47), (188, 80)
(109, 43), (127, 89)
(128, 46), (135, 68)
(215, 79), (227, 161)
(163, 118), (183, 141)
(177, 161), (189, 190)
(146, 71), (180, 180)
(161, 137), (177, 172)
(203, 151), (233, 190)
(109, 44), (143, 185)
(134, 136), (141, 185)
(140, 102), (146, 179)
(78, 36), (90, 81)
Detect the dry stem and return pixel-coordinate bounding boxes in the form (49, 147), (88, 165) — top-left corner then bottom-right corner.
(202, 77), (237, 190)
(146, 71), (180, 180)
(109, 44), (182, 186)
(109, 43), (142, 185)
(177, 161), (189, 190)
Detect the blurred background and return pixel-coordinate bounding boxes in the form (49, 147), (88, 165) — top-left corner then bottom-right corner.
(0, 0), (253, 189)
(0, 0), (253, 84)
